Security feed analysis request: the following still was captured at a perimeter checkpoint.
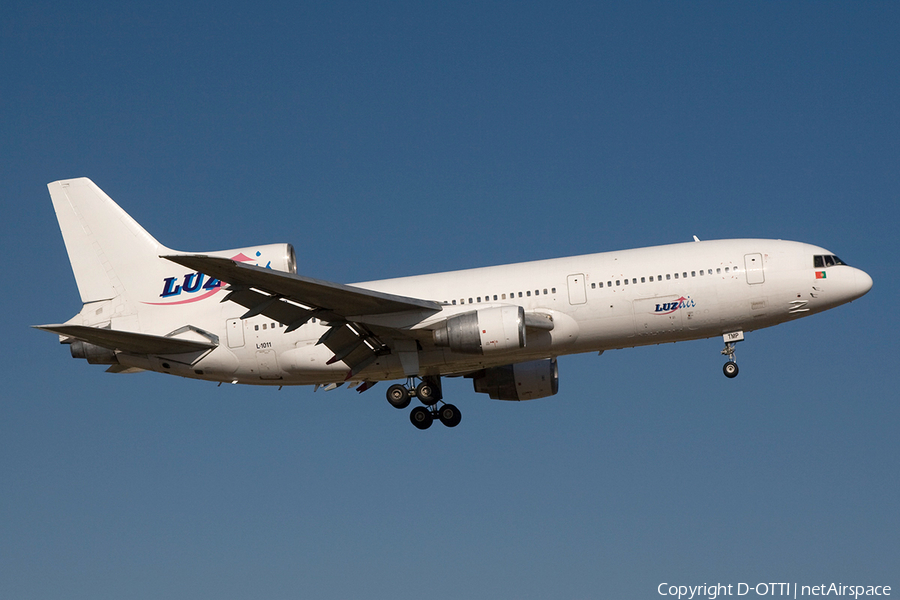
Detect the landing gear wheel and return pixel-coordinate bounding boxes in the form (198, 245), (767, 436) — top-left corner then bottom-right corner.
(386, 384), (411, 409)
(415, 381), (437, 405)
(409, 406), (433, 430)
(723, 361), (739, 378)
(438, 404), (462, 428)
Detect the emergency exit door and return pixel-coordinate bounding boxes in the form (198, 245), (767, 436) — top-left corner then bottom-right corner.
(744, 253), (765, 285)
(567, 273), (587, 305)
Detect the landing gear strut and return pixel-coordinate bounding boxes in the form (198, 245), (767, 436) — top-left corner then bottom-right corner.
(721, 331), (744, 378)
(385, 376), (461, 429)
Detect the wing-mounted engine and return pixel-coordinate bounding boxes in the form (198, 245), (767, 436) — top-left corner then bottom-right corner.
(433, 306), (525, 354)
(469, 358), (559, 401)
(70, 340), (119, 364)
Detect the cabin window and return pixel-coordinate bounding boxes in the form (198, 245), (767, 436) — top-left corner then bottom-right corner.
(674, 273), (679, 279)
(591, 282), (596, 289)
(632, 278), (637, 284)
(452, 300), (457, 305)
(262, 324), (267, 330)
(708, 269), (712, 275)
(725, 268), (729, 273)
(683, 272), (688, 278)
(501, 294), (506, 300)
(469, 297), (474, 303)
(649, 276), (654, 282)
(691, 271), (696, 277)
(717, 268), (721, 274)
(552, 287), (557, 293)
(518, 292), (523, 298)
(526, 291), (531, 297)
(598, 282), (604, 288)
(254, 325), (259, 331)
(616, 280), (621, 286)
(641, 277), (645, 283)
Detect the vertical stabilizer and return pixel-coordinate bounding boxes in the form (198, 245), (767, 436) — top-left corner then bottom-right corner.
(48, 178), (173, 306)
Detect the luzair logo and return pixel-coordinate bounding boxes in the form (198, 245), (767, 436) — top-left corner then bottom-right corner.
(654, 296), (695, 314)
(143, 252), (268, 306)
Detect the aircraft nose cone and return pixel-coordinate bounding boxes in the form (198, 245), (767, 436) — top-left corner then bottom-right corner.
(856, 269), (873, 296)
(852, 268), (873, 299)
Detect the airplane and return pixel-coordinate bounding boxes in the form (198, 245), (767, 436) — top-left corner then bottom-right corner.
(36, 178), (873, 429)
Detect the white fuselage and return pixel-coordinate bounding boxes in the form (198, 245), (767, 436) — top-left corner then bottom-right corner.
(111, 238), (872, 385)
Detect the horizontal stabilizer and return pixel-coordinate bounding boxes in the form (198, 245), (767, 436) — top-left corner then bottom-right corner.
(34, 324), (217, 355)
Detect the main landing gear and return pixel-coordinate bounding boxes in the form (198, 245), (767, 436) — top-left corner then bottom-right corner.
(721, 331), (744, 378)
(385, 376), (461, 430)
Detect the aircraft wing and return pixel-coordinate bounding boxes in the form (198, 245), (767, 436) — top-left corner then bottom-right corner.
(163, 254), (443, 378)
(34, 324), (217, 355)
(163, 255), (441, 320)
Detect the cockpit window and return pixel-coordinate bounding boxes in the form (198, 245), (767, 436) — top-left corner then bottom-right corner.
(814, 254), (847, 268)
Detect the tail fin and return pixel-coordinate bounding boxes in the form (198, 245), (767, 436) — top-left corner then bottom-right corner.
(48, 178), (174, 306)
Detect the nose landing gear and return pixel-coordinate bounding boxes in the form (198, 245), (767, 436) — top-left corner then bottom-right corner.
(721, 331), (744, 378)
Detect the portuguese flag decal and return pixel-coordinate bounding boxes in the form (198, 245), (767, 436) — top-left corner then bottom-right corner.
(815, 271), (827, 279)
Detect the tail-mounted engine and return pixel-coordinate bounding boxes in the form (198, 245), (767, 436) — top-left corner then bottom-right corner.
(433, 306), (525, 354)
(470, 358), (559, 401)
(209, 243), (296, 274)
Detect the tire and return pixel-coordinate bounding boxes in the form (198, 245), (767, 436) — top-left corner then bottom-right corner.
(415, 381), (436, 405)
(438, 404), (462, 428)
(387, 384), (411, 409)
(723, 361), (739, 378)
(409, 406), (433, 430)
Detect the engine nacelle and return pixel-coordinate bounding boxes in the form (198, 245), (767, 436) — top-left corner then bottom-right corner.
(471, 358), (559, 401)
(70, 340), (119, 365)
(433, 306), (525, 354)
(205, 243), (296, 274)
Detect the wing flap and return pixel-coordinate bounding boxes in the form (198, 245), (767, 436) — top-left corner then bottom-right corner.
(223, 288), (324, 329)
(35, 324), (217, 355)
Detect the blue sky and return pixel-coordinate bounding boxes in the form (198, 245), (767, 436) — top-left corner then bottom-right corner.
(2, 2), (898, 598)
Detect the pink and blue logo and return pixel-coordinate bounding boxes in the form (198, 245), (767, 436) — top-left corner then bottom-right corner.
(143, 252), (265, 306)
(654, 296), (695, 314)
